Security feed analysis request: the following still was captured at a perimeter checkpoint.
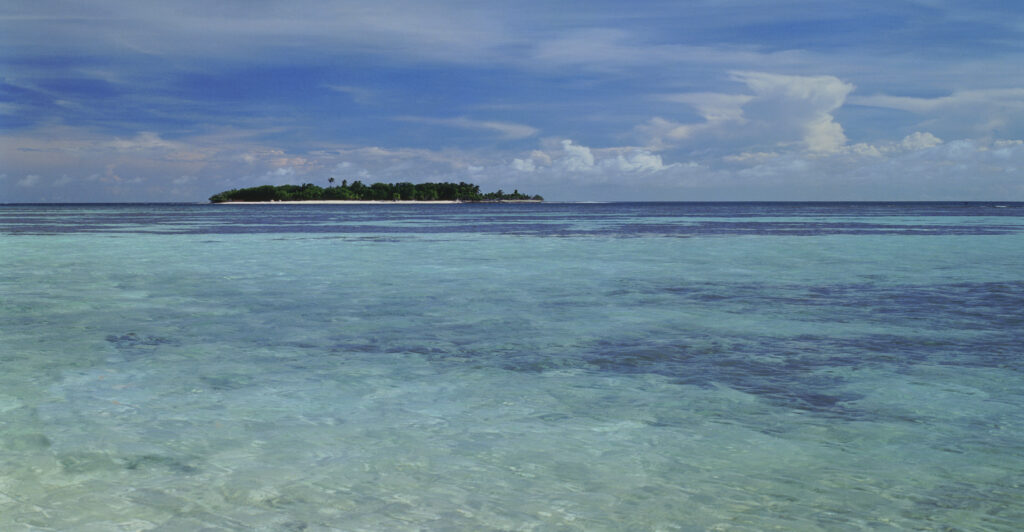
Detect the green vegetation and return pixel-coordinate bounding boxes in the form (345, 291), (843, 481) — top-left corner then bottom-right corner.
(209, 181), (543, 203)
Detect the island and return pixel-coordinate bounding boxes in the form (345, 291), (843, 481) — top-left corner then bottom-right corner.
(209, 181), (543, 203)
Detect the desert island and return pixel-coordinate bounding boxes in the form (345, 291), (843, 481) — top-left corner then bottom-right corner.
(209, 181), (543, 203)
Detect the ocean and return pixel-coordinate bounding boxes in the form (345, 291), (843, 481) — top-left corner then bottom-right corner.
(1, 202), (1022, 530)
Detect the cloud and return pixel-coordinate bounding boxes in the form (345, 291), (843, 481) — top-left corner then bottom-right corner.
(641, 94), (754, 146)
(663, 92), (752, 124)
(2, 121), (1021, 202)
(850, 89), (1024, 137)
(396, 116), (538, 139)
(511, 158), (535, 172)
(509, 139), (674, 185)
(499, 130), (1021, 200)
(6, 1), (515, 65)
(840, 131), (942, 158)
(558, 140), (596, 171)
(732, 71), (854, 153)
(325, 85), (375, 105)
(265, 167), (296, 184)
(645, 72), (855, 153)
(17, 174), (42, 187)
(529, 28), (806, 72)
(851, 89), (1024, 114)
(107, 132), (179, 151)
(511, 150), (551, 172)
(611, 150), (669, 172)
(723, 151), (780, 163)
(715, 135), (1023, 199)
(901, 131), (943, 150)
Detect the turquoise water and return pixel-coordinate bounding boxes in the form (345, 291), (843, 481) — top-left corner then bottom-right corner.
(1, 203), (1022, 530)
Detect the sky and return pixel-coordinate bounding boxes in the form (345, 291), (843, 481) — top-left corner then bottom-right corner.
(2, 0), (1024, 202)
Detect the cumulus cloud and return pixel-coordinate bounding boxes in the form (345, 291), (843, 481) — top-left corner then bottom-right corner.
(840, 131), (943, 158)
(558, 140), (596, 171)
(901, 131), (943, 150)
(0, 119), (1017, 203)
(646, 72), (854, 153)
(511, 158), (536, 172)
(712, 136), (1023, 199)
(732, 71), (854, 153)
(508, 139), (673, 183)
(611, 150), (669, 172)
(511, 150), (551, 172)
(501, 131), (1019, 199)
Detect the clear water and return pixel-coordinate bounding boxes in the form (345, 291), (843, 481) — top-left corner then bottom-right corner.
(1, 202), (1022, 530)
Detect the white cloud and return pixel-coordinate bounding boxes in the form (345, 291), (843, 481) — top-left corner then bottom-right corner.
(17, 174), (42, 187)
(261, 167), (297, 185)
(3, 118), (1021, 203)
(732, 71), (854, 153)
(711, 136), (1024, 199)
(512, 158), (536, 172)
(396, 116), (538, 139)
(4, 1), (515, 65)
(847, 143), (883, 157)
(558, 139), (596, 171)
(501, 133), (1022, 199)
(723, 151), (780, 163)
(641, 93), (754, 147)
(635, 117), (693, 148)
(611, 150), (668, 172)
(648, 72), (854, 153)
(325, 85), (375, 105)
(511, 150), (552, 172)
(661, 92), (752, 123)
(508, 140), (674, 183)
(835, 131), (942, 158)
(901, 131), (943, 150)
(107, 132), (179, 151)
(851, 89), (1024, 113)
(530, 28), (805, 72)
(850, 89), (1024, 137)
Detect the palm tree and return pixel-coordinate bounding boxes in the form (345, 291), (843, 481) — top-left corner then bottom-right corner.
(328, 177), (335, 185)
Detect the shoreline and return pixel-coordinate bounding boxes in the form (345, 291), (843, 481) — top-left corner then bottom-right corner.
(213, 200), (542, 205)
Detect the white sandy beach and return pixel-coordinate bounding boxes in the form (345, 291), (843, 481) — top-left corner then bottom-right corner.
(216, 200), (463, 204)
(214, 200), (542, 204)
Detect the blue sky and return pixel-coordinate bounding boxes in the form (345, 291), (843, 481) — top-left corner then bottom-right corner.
(2, 0), (1024, 201)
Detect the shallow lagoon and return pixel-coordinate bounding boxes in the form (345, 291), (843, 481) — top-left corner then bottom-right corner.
(1, 202), (1023, 530)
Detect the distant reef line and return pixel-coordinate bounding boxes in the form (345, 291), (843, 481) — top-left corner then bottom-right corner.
(209, 181), (543, 203)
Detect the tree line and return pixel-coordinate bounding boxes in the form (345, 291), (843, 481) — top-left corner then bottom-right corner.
(209, 181), (543, 203)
